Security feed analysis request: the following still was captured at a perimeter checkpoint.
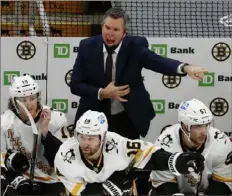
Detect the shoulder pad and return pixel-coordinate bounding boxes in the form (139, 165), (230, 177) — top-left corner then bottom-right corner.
(1, 110), (15, 131)
(59, 137), (78, 152)
(208, 127), (231, 153)
(49, 109), (67, 127)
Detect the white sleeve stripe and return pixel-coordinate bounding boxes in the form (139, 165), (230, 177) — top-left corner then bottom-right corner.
(168, 152), (181, 176)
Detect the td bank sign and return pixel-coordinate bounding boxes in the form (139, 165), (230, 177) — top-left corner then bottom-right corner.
(151, 100), (165, 114)
(54, 44), (70, 58)
(199, 72), (232, 87)
(199, 72), (215, 86)
(51, 99), (79, 113)
(151, 100), (185, 114)
(52, 99), (68, 113)
(151, 44), (195, 58)
(4, 71), (20, 85)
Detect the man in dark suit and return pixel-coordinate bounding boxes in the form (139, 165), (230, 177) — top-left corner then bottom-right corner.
(70, 7), (207, 139)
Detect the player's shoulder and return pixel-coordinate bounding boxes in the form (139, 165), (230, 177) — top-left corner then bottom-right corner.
(1, 109), (16, 131)
(56, 137), (78, 163)
(207, 127), (231, 152)
(157, 124), (180, 141)
(55, 138), (82, 177)
(44, 105), (67, 125)
(106, 132), (126, 143)
(104, 132), (128, 152)
(44, 105), (66, 118)
(58, 137), (78, 153)
(105, 131), (153, 151)
(156, 124), (180, 151)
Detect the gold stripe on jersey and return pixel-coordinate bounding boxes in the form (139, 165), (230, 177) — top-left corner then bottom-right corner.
(141, 146), (155, 161)
(2, 153), (6, 158)
(80, 147), (104, 173)
(150, 177), (177, 184)
(86, 152), (103, 168)
(131, 146), (155, 168)
(133, 149), (143, 162)
(132, 179), (138, 195)
(170, 178), (177, 183)
(24, 172), (55, 181)
(212, 173), (232, 182)
(1, 153), (6, 167)
(71, 183), (84, 195)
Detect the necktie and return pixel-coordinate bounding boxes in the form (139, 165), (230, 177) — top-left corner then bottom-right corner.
(105, 51), (114, 84)
(103, 49), (114, 116)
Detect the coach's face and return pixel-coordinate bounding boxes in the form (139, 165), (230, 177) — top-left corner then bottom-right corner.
(102, 16), (126, 46)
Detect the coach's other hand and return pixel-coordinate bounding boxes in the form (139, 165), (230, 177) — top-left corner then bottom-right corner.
(100, 81), (130, 102)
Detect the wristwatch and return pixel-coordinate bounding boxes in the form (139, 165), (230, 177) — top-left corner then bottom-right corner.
(181, 63), (190, 73)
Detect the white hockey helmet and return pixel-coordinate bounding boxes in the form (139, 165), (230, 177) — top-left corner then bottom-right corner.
(75, 110), (108, 142)
(178, 99), (213, 130)
(9, 75), (40, 98)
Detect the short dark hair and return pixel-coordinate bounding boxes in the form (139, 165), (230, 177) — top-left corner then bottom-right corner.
(8, 98), (16, 112)
(102, 7), (130, 30)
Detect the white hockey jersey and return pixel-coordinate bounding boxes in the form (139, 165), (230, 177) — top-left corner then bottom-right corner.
(150, 124), (232, 194)
(54, 132), (159, 195)
(1, 106), (69, 183)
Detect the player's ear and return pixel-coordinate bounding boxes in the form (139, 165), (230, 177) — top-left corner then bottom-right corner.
(122, 29), (127, 39)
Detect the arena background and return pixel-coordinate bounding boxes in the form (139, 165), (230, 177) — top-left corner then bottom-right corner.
(1, 0), (232, 142)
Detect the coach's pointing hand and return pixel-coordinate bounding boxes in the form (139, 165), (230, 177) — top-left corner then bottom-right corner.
(183, 65), (208, 81)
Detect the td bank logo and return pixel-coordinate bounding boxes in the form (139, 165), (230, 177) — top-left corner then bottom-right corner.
(199, 72), (215, 87)
(151, 44), (167, 57)
(151, 99), (165, 114)
(4, 71), (20, 85)
(52, 99), (68, 113)
(4, 71), (47, 85)
(54, 44), (70, 58)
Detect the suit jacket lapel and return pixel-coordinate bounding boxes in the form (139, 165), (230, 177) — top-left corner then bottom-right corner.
(116, 37), (129, 83)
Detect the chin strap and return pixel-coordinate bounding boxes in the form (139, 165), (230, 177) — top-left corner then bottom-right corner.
(180, 125), (195, 147)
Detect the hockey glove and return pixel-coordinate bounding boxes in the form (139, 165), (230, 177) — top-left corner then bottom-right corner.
(102, 180), (132, 196)
(10, 176), (40, 195)
(4, 150), (30, 174)
(168, 152), (205, 176)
